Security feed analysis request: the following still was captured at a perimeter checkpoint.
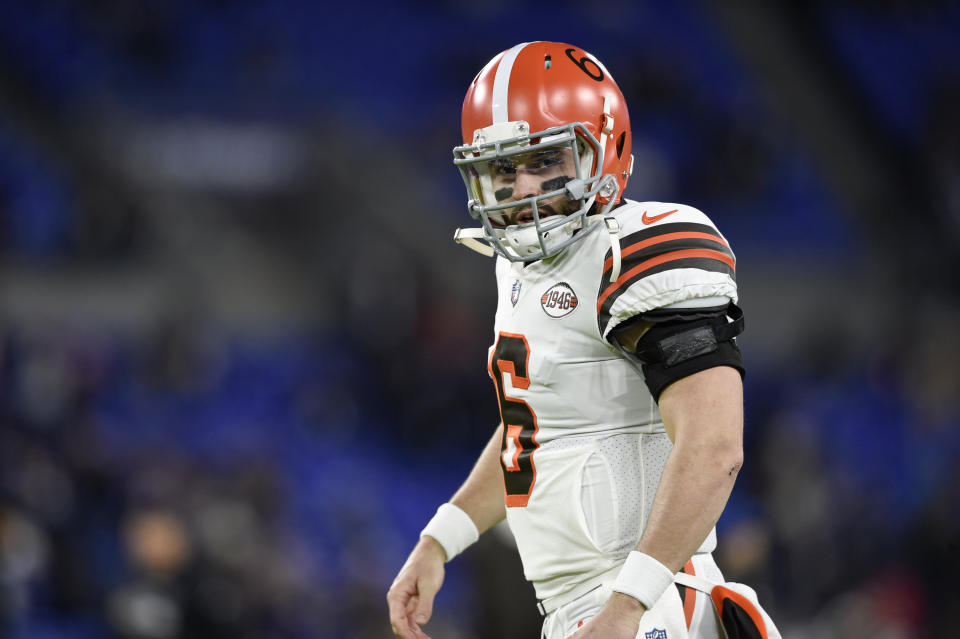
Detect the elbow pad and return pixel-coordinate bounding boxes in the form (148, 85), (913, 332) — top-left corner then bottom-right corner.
(618, 303), (745, 401)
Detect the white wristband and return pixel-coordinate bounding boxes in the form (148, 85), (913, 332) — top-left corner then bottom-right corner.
(420, 503), (479, 562)
(611, 551), (675, 609)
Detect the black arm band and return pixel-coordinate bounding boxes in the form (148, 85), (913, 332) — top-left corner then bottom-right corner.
(616, 303), (745, 401)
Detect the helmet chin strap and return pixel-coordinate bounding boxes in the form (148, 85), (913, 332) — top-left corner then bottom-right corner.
(576, 174), (622, 281)
(603, 213), (622, 281)
(453, 227), (496, 257)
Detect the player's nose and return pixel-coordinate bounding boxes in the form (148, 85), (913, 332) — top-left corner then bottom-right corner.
(513, 170), (543, 198)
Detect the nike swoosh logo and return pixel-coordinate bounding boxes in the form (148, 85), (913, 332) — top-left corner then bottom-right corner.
(641, 209), (678, 225)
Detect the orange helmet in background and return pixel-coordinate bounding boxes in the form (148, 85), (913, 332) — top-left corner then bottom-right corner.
(453, 42), (633, 262)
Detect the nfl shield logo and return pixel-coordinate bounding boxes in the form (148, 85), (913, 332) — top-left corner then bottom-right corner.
(511, 280), (522, 306)
(645, 630), (668, 639)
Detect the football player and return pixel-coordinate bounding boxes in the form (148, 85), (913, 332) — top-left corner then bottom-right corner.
(388, 41), (781, 639)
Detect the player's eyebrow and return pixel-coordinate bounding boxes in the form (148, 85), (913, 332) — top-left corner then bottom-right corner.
(527, 149), (561, 162)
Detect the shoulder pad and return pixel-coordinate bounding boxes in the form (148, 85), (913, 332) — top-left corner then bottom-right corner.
(597, 201), (738, 340)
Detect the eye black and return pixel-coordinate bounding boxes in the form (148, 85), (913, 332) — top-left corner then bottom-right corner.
(540, 176), (573, 192)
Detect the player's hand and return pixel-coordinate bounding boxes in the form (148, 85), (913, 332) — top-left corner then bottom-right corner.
(565, 593), (647, 639)
(387, 536), (446, 639)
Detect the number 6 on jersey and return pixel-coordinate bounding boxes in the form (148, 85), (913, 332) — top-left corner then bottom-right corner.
(489, 332), (540, 507)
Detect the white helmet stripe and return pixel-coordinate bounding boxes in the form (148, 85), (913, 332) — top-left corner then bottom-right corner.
(491, 42), (530, 124)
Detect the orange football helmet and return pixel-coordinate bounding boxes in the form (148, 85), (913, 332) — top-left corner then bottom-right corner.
(453, 42), (633, 261)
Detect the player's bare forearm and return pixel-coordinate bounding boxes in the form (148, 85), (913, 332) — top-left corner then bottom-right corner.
(388, 538), (445, 638)
(448, 423), (507, 535)
(636, 366), (744, 571)
(388, 425), (505, 638)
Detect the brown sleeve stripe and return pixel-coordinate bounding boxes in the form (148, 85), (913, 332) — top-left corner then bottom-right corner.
(597, 248), (736, 312)
(602, 231), (731, 276)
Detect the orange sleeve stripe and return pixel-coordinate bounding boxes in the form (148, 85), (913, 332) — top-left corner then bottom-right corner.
(597, 248), (736, 311)
(711, 586), (770, 639)
(602, 231), (730, 274)
(682, 559), (696, 630)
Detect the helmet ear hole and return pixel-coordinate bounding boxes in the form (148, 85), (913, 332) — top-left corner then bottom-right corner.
(616, 132), (626, 158)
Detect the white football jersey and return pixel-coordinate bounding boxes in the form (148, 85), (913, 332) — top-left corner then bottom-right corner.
(487, 199), (738, 601)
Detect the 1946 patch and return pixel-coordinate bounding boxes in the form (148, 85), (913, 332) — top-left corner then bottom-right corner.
(540, 282), (578, 318)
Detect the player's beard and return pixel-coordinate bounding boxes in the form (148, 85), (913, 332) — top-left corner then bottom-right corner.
(498, 193), (579, 228)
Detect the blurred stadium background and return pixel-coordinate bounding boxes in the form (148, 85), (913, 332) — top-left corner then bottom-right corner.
(1, 1), (959, 638)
